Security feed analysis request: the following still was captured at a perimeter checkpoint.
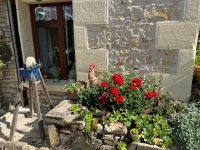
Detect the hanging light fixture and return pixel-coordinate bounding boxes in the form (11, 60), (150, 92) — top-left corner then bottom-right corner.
(35, 0), (45, 20)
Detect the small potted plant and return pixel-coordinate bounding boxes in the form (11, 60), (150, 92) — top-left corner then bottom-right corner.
(130, 128), (142, 142)
(64, 82), (83, 100)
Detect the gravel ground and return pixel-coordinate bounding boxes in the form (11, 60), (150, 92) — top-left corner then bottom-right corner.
(0, 107), (50, 148)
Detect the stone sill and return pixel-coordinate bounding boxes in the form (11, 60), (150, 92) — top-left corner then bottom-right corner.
(24, 79), (70, 93)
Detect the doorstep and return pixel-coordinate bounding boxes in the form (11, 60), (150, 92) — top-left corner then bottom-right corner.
(23, 79), (73, 92)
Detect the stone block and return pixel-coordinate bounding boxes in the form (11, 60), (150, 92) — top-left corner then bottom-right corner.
(76, 50), (108, 73)
(4, 141), (14, 150)
(74, 26), (87, 49)
(76, 72), (88, 81)
(136, 142), (164, 150)
(156, 22), (198, 49)
(184, 0), (200, 20)
(0, 140), (5, 150)
(163, 50), (195, 101)
(48, 124), (60, 147)
(13, 142), (28, 150)
(100, 145), (116, 150)
(73, 0), (108, 24)
(104, 122), (127, 135)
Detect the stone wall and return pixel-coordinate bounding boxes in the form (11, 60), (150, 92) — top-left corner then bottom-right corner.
(44, 100), (165, 150)
(73, 0), (200, 100)
(0, 0), (18, 109)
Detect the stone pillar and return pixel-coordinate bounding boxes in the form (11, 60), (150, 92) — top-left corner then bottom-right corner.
(73, 0), (109, 80)
(15, 0), (35, 61)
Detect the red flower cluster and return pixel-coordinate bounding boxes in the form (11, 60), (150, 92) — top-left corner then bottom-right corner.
(101, 81), (109, 88)
(113, 73), (124, 86)
(110, 87), (120, 96)
(145, 91), (159, 99)
(129, 78), (142, 91)
(115, 96), (125, 105)
(132, 78), (142, 88)
(98, 92), (109, 104)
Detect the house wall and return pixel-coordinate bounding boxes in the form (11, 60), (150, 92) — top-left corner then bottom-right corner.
(73, 0), (200, 101)
(17, 0), (200, 101)
(0, 0), (18, 109)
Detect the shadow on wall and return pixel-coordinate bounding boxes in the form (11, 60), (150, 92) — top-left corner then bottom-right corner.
(163, 51), (194, 101)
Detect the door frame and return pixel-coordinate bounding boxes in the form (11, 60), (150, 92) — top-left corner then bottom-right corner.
(30, 2), (72, 80)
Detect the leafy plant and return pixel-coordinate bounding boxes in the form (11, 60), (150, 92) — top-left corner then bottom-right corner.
(130, 128), (140, 135)
(70, 104), (81, 114)
(195, 55), (200, 65)
(0, 42), (12, 70)
(117, 140), (127, 150)
(82, 111), (93, 132)
(135, 114), (173, 148)
(65, 82), (82, 93)
(172, 103), (200, 150)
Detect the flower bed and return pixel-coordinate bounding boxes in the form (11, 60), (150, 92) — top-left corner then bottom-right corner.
(44, 100), (165, 150)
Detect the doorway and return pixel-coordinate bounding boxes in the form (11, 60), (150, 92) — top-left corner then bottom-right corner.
(30, 2), (75, 80)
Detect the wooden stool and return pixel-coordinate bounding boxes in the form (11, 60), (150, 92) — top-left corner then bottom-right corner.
(9, 65), (53, 141)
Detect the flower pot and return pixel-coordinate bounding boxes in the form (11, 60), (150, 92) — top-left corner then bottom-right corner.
(66, 92), (79, 100)
(194, 65), (200, 81)
(131, 134), (141, 142)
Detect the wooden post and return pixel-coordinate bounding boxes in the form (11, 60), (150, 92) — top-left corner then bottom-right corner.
(32, 77), (45, 140)
(38, 69), (54, 109)
(9, 82), (24, 141)
(28, 80), (34, 118)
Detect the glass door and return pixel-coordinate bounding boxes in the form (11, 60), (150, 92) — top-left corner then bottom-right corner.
(31, 3), (74, 80)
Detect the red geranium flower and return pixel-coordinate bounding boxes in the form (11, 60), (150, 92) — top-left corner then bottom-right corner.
(100, 81), (109, 88)
(145, 91), (159, 99)
(112, 73), (124, 86)
(115, 96), (125, 105)
(110, 87), (120, 96)
(98, 96), (108, 104)
(98, 92), (109, 104)
(129, 85), (137, 91)
(132, 78), (142, 88)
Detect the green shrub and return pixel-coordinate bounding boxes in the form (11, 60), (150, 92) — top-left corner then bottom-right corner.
(172, 104), (200, 150)
(195, 55), (200, 65)
(0, 42), (12, 70)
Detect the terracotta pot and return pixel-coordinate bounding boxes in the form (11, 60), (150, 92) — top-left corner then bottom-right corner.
(194, 65), (200, 81)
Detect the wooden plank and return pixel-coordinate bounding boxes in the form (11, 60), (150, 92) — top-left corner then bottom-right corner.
(38, 69), (54, 109)
(33, 77), (45, 140)
(9, 82), (24, 141)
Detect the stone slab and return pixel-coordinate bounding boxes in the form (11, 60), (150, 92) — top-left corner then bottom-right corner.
(45, 100), (82, 126)
(76, 50), (108, 73)
(156, 22), (198, 49)
(73, 0), (108, 24)
(184, 0), (200, 20)
(74, 26), (87, 49)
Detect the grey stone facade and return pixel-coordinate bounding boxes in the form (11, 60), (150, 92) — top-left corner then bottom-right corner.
(0, 0), (18, 109)
(73, 0), (200, 100)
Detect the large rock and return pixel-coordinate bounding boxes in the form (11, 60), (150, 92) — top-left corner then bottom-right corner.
(100, 145), (116, 150)
(104, 123), (127, 135)
(45, 100), (82, 126)
(48, 124), (60, 147)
